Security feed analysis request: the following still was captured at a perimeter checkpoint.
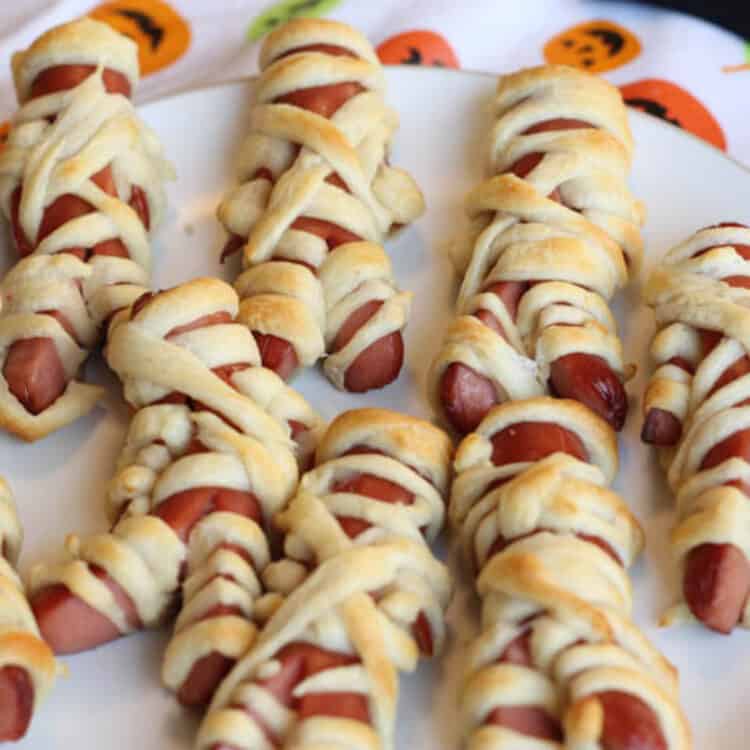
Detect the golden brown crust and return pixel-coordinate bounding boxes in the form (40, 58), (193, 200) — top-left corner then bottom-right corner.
(0, 19), (173, 441)
(429, 63), (642, 434)
(643, 224), (750, 630)
(218, 18), (421, 390)
(29, 278), (324, 708)
(198, 409), (453, 750)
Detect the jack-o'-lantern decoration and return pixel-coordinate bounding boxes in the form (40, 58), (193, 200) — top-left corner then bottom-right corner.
(377, 30), (459, 69)
(544, 19), (640, 73)
(620, 79), (726, 151)
(90, 0), (191, 76)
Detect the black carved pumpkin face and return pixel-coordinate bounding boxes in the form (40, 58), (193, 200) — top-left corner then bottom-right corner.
(544, 20), (640, 73)
(377, 30), (459, 68)
(90, 0), (191, 75)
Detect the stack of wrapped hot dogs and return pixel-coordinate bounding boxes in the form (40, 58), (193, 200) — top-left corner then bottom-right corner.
(0, 18), (173, 442)
(429, 65), (644, 435)
(642, 223), (750, 634)
(218, 18), (423, 392)
(197, 408), (452, 750)
(0, 16), (701, 750)
(436, 65), (691, 748)
(27, 276), (324, 709)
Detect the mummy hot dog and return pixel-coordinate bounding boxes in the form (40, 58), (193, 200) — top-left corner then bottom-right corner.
(0, 18), (173, 441)
(642, 223), (750, 633)
(0, 478), (57, 742)
(428, 65), (644, 435)
(218, 19), (423, 392)
(452, 398), (691, 749)
(196, 408), (452, 749)
(28, 277), (324, 707)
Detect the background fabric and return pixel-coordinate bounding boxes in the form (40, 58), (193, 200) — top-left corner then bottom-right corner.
(0, 0), (748, 163)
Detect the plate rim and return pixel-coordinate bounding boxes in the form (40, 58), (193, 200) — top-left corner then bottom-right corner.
(138, 64), (750, 179)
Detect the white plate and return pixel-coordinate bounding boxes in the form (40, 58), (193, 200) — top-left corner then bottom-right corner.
(3, 66), (750, 749)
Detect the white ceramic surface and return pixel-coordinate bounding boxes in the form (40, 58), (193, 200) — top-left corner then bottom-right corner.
(3, 66), (750, 749)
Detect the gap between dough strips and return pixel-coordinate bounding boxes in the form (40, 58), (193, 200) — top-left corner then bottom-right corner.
(218, 18), (424, 393)
(641, 222), (750, 634)
(0, 18), (174, 442)
(427, 64), (644, 437)
(26, 275), (324, 712)
(0, 477), (58, 743)
(196, 408), (452, 750)
(432, 65), (691, 749)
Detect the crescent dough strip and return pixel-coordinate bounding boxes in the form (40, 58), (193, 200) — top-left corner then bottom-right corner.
(0, 477), (58, 741)
(428, 65), (644, 435)
(217, 18), (422, 391)
(197, 408), (453, 750)
(28, 277), (324, 709)
(452, 398), (691, 749)
(642, 223), (750, 633)
(0, 18), (174, 441)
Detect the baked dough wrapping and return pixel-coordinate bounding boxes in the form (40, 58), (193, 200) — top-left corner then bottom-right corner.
(0, 18), (173, 441)
(451, 398), (691, 749)
(0, 477), (58, 741)
(27, 277), (324, 707)
(428, 65), (644, 435)
(196, 408), (453, 750)
(642, 223), (750, 633)
(218, 18), (421, 391)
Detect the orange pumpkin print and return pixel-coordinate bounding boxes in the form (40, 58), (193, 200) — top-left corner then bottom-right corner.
(90, 0), (191, 76)
(544, 19), (641, 73)
(377, 30), (459, 69)
(620, 79), (726, 151)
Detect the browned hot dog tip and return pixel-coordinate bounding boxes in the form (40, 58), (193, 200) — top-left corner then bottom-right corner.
(683, 542), (750, 634)
(440, 362), (499, 435)
(252, 332), (299, 381)
(549, 352), (627, 431)
(3, 337), (68, 415)
(177, 648), (237, 708)
(333, 299), (405, 392)
(31, 580), (131, 655)
(0, 665), (34, 742)
(343, 331), (404, 393)
(641, 408), (682, 446)
(594, 689), (668, 750)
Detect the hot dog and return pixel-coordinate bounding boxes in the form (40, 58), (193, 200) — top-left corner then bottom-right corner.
(0, 478), (57, 741)
(0, 18), (171, 441)
(27, 279), (324, 712)
(0, 666), (34, 742)
(196, 408), (452, 750)
(451, 399), (689, 749)
(643, 223), (750, 634)
(217, 18), (424, 392)
(429, 65), (641, 435)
